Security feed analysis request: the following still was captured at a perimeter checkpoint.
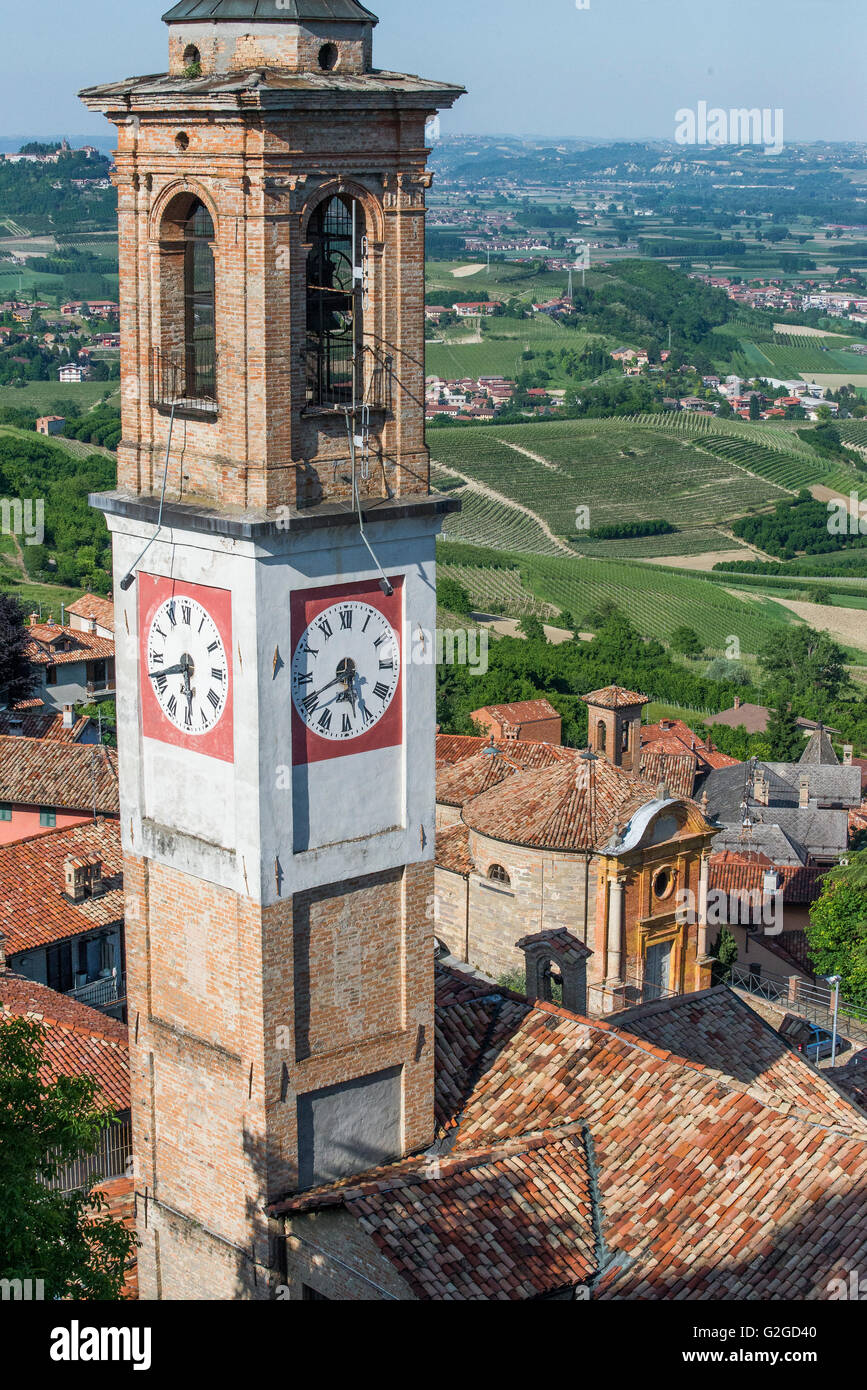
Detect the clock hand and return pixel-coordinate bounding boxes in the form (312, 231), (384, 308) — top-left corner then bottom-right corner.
(149, 663), (185, 679)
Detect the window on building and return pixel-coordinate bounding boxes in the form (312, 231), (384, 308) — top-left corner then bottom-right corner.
(46, 665), (57, 686)
(39, 807), (56, 828)
(46, 941), (73, 994)
(621, 721), (630, 752)
(306, 196), (364, 408)
(184, 199), (216, 400)
(90, 660), (107, 685)
(302, 1285), (331, 1301)
(597, 720), (607, 753)
(488, 864), (511, 886)
(0, 803), (11, 822)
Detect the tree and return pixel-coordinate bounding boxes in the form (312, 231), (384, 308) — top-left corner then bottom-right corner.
(437, 575), (472, 618)
(705, 657), (751, 686)
(518, 614), (547, 643)
(807, 851), (867, 1006)
(0, 593), (38, 706)
(710, 927), (739, 984)
(670, 625), (703, 658)
(766, 703), (804, 762)
(0, 1015), (137, 1299)
(759, 626), (849, 704)
(749, 394), (761, 420)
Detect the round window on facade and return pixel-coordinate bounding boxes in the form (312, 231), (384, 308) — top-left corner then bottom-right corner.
(318, 43), (339, 71)
(488, 864), (511, 886)
(653, 866), (675, 900)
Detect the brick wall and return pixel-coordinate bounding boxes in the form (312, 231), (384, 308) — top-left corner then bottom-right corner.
(126, 852), (435, 1298)
(112, 104), (434, 514)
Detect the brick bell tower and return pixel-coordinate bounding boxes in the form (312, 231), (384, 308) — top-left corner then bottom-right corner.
(81, 1), (462, 1300)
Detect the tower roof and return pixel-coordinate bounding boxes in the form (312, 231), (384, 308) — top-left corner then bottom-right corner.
(799, 726), (839, 766)
(163, 0), (378, 22)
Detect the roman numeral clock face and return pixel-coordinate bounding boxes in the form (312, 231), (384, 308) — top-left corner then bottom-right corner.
(291, 601), (399, 742)
(290, 580), (404, 771)
(148, 597), (228, 734)
(138, 576), (234, 762)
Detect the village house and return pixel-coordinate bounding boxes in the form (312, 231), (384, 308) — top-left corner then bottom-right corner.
(36, 414), (66, 436)
(0, 817), (125, 1015)
(0, 970), (134, 1270)
(453, 300), (501, 317)
(471, 697), (562, 744)
(0, 700), (99, 743)
(58, 363), (90, 383)
(66, 592), (115, 641)
(0, 735), (118, 846)
(25, 613), (116, 709)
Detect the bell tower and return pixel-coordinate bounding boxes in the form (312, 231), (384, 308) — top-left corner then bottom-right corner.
(81, 1), (462, 1300)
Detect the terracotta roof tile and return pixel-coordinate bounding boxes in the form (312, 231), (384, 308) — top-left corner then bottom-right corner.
(0, 971), (129, 1108)
(0, 819), (123, 955)
(462, 755), (658, 852)
(581, 685), (650, 710)
(25, 624), (115, 667)
(436, 822), (473, 877)
(0, 736), (118, 815)
(0, 705), (93, 742)
(473, 698), (560, 726)
(65, 593), (115, 631)
(272, 973), (867, 1300)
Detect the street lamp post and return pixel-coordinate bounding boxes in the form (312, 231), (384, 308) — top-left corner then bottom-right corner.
(826, 975), (842, 1068)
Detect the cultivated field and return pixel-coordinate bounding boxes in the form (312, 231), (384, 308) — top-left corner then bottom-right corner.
(429, 413), (834, 548)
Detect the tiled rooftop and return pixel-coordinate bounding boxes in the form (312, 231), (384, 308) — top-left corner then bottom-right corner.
(0, 818), (123, 955)
(581, 685), (649, 711)
(0, 736), (118, 815)
(462, 755), (660, 853)
(271, 975), (867, 1300)
(0, 971), (129, 1108)
(26, 623), (115, 667)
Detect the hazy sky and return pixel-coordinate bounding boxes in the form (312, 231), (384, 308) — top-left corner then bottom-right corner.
(0, 0), (864, 143)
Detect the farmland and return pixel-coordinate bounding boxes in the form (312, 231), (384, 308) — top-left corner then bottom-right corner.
(437, 544), (801, 656)
(429, 413), (836, 548)
(426, 314), (582, 382)
(733, 336), (867, 381)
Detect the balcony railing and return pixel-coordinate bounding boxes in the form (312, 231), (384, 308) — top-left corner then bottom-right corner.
(68, 971), (125, 1012)
(150, 344), (218, 416)
(42, 1116), (133, 1193)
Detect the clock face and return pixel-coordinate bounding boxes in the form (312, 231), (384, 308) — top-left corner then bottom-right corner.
(291, 600), (400, 742)
(146, 596), (229, 736)
(138, 574), (234, 763)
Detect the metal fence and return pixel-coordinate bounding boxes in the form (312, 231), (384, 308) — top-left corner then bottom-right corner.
(150, 344), (218, 414)
(729, 963), (867, 1041)
(42, 1116), (133, 1194)
(68, 972), (125, 1011)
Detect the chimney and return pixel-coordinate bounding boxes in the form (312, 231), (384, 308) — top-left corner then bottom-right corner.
(843, 745), (854, 767)
(799, 773), (810, 809)
(754, 768), (769, 807)
(29, 612), (38, 627)
(734, 696), (742, 710)
(62, 704), (74, 730)
(89, 614), (97, 634)
(516, 929), (592, 1016)
(6, 714), (23, 737)
(64, 856), (102, 901)
(64, 857), (89, 902)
